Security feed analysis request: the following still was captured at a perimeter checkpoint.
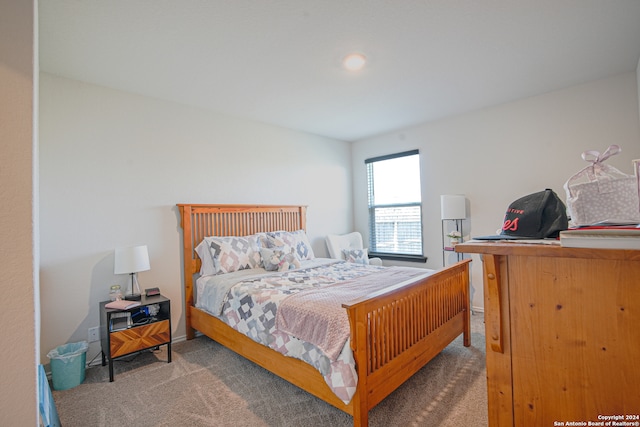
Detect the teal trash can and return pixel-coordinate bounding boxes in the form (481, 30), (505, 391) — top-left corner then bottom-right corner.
(47, 341), (88, 391)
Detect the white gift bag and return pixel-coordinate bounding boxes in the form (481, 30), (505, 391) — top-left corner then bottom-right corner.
(563, 145), (640, 227)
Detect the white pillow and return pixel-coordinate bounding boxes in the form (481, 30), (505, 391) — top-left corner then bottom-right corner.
(195, 240), (216, 276)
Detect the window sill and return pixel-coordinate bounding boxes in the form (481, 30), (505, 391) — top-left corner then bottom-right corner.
(369, 253), (428, 263)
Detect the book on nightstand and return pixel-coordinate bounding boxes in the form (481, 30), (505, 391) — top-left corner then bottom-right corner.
(105, 299), (141, 310)
(560, 227), (640, 249)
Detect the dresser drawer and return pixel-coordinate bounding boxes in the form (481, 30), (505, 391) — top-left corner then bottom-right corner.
(110, 319), (170, 358)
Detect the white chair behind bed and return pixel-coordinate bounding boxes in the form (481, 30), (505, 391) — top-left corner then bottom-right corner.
(325, 232), (382, 266)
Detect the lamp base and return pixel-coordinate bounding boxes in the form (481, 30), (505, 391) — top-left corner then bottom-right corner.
(124, 293), (141, 301)
(125, 273), (142, 301)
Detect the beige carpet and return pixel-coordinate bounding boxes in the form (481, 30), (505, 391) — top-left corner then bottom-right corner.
(52, 313), (487, 426)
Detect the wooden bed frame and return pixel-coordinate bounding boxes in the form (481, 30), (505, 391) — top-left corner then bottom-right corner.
(177, 204), (471, 426)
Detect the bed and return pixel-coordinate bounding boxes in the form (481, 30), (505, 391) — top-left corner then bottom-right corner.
(177, 204), (471, 426)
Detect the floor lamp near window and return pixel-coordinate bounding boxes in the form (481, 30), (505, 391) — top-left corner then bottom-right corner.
(441, 195), (466, 265)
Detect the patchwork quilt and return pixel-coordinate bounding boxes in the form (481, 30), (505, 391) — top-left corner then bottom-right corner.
(276, 266), (435, 361)
(196, 259), (393, 403)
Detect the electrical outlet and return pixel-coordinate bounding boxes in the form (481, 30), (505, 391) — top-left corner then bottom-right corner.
(88, 327), (100, 342)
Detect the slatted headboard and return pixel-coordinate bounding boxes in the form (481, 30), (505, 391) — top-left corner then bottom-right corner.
(177, 204), (307, 309)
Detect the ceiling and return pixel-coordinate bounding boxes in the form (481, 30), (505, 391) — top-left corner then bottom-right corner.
(39, 1), (640, 142)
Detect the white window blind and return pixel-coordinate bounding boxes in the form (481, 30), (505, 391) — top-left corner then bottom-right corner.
(366, 150), (424, 257)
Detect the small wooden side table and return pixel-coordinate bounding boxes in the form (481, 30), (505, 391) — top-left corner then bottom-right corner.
(100, 294), (171, 381)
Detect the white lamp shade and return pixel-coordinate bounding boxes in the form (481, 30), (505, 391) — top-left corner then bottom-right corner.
(114, 245), (150, 274)
(441, 195), (466, 219)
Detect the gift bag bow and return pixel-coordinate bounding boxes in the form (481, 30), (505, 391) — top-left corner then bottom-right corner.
(570, 144), (631, 193)
(580, 144), (622, 180)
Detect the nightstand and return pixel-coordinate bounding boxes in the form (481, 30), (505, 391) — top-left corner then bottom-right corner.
(100, 294), (171, 381)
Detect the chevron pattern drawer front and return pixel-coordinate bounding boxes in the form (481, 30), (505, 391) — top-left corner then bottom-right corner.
(110, 320), (170, 358)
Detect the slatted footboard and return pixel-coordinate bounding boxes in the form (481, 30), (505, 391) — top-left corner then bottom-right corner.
(344, 260), (471, 426)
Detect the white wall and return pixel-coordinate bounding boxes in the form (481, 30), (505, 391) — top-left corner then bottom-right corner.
(0, 0), (39, 424)
(39, 74), (353, 364)
(352, 72), (640, 311)
(39, 69), (640, 365)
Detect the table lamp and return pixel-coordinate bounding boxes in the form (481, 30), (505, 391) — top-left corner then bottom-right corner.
(114, 245), (150, 301)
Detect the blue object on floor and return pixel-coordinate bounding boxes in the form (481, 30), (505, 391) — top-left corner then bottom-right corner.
(38, 364), (61, 427)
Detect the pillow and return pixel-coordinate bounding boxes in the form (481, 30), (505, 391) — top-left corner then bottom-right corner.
(195, 240), (217, 276)
(260, 246), (301, 272)
(342, 248), (370, 265)
(200, 235), (262, 275)
(267, 230), (315, 261)
(252, 232), (270, 251)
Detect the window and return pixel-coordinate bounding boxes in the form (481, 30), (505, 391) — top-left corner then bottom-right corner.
(366, 150), (425, 260)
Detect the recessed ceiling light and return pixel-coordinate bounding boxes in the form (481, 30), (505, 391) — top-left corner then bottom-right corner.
(343, 53), (367, 71)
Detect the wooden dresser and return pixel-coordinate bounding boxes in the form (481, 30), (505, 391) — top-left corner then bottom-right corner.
(456, 242), (640, 426)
